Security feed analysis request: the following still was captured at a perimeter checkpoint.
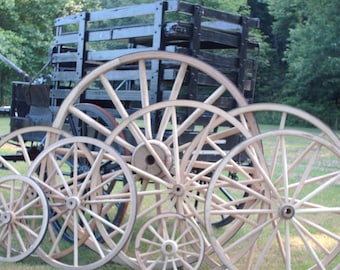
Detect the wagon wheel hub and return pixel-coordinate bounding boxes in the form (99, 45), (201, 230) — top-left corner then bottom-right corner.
(161, 240), (178, 256)
(66, 197), (80, 210)
(279, 203), (295, 219)
(0, 211), (13, 224)
(26, 187), (38, 200)
(132, 140), (172, 177)
(172, 184), (185, 196)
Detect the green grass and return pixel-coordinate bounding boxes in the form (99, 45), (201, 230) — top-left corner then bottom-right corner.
(0, 116), (10, 136)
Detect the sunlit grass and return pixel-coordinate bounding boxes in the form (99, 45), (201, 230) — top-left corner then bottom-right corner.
(0, 116), (10, 136)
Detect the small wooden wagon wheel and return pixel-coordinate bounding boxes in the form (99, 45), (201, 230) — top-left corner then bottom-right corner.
(26, 136), (137, 270)
(135, 213), (205, 270)
(0, 175), (49, 262)
(205, 130), (340, 269)
(58, 102), (129, 237)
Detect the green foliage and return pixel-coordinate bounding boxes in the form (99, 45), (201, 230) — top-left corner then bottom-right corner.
(255, 0), (340, 129)
(0, 0), (102, 105)
(281, 0), (340, 128)
(101, 0), (249, 14)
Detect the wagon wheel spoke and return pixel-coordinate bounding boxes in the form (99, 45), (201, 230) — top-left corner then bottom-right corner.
(205, 130), (340, 269)
(0, 175), (49, 262)
(26, 136), (137, 270)
(135, 213), (205, 270)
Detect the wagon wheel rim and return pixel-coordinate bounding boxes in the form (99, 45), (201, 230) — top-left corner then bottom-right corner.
(26, 136), (137, 270)
(229, 102), (340, 145)
(52, 50), (252, 138)
(0, 126), (71, 176)
(0, 175), (49, 262)
(135, 213), (205, 270)
(104, 99), (254, 267)
(205, 129), (340, 269)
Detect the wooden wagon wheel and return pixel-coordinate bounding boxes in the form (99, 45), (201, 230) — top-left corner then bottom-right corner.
(205, 130), (340, 269)
(26, 136), (137, 270)
(104, 99), (253, 267)
(0, 126), (71, 176)
(49, 50), (257, 268)
(135, 213), (205, 270)
(203, 102), (340, 229)
(0, 175), (49, 262)
(204, 102), (340, 229)
(52, 50), (252, 140)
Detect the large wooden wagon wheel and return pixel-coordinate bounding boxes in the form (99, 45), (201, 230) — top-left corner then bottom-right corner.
(51, 50), (257, 233)
(0, 175), (49, 262)
(105, 99), (253, 268)
(205, 130), (340, 270)
(26, 136), (137, 270)
(135, 213), (205, 270)
(49, 51), (258, 267)
(206, 103), (340, 229)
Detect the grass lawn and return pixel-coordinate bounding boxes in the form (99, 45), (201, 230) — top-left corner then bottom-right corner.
(0, 116), (10, 136)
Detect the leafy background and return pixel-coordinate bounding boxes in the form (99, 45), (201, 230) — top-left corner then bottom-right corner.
(0, 0), (339, 129)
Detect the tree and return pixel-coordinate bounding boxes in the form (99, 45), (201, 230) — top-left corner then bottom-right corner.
(247, 0), (284, 104)
(258, 0), (340, 128)
(282, 0), (340, 128)
(0, 0), (101, 105)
